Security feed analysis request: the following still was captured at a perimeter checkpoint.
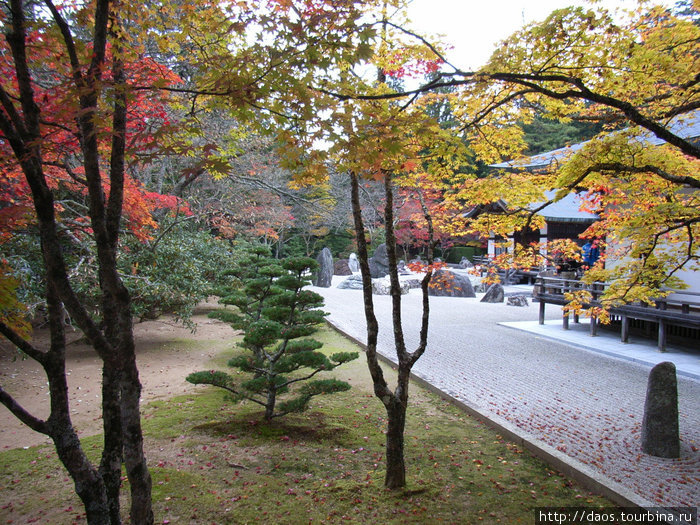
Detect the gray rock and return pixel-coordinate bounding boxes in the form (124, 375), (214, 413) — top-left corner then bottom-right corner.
(506, 295), (529, 307)
(473, 282), (488, 293)
(459, 256), (473, 269)
(372, 277), (409, 295)
(402, 277), (423, 289)
(348, 253), (360, 273)
(373, 244), (389, 266)
(334, 259), (352, 276)
(642, 362), (680, 458)
(368, 244), (390, 278)
(481, 283), (504, 303)
(337, 274), (364, 290)
(368, 259), (388, 278)
(313, 247), (333, 288)
(428, 269), (476, 298)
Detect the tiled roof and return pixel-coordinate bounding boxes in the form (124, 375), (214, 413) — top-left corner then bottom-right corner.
(490, 110), (700, 170)
(531, 190), (598, 222)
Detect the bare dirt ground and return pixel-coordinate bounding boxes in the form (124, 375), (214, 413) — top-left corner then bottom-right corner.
(0, 300), (236, 450)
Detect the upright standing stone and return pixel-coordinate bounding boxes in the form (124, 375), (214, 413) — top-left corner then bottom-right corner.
(348, 253), (360, 273)
(313, 247), (333, 288)
(368, 243), (390, 278)
(641, 361), (680, 458)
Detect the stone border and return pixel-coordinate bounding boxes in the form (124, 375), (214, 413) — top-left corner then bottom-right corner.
(325, 320), (656, 509)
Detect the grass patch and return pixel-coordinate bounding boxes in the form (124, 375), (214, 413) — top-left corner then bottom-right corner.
(0, 324), (613, 524)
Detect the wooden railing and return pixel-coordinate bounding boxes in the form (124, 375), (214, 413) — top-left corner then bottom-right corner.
(533, 276), (700, 352)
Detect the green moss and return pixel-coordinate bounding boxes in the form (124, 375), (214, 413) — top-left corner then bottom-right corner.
(0, 317), (614, 524)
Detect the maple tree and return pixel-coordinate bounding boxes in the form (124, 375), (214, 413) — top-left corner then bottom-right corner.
(334, 1), (699, 309)
(277, 1), (473, 489)
(0, 0), (185, 522)
(394, 177), (469, 261)
(279, 0), (699, 489)
(465, 2), (700, 307)
(0, 0), (389, 520)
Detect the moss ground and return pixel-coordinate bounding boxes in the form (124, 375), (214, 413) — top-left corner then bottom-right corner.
(0, 325), (613, 524)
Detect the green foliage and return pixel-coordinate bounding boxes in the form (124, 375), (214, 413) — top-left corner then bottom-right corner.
(120, 223), (235, 322)
(444, 246), (486, 264)
(187, 244), (358, 420)
(1, 219), (234, 325)
(520, 114), (604, 155)
(282, 230), (354, 259)
(326, 231), (355, 258)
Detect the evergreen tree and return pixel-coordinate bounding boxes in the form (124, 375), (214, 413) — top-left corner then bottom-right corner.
(187, 245), (358, 421)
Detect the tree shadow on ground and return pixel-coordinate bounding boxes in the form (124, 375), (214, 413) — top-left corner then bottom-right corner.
(192, 410), (352, 445)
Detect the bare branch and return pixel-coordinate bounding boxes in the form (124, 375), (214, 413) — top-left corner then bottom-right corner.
(0, 320), (48, 364)
(0, 386), (49, 435)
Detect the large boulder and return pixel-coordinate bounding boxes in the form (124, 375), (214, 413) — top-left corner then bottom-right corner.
(337, 274), (364, 290)
(401, 276), (423, 289)
(481, 283), (504, 303)
(334, 259), (352, 276)
(313, 247), (333, 288)
(368, 243), (390, 278)
(372, 277), (410, 295)
(428, 269), (476, 298)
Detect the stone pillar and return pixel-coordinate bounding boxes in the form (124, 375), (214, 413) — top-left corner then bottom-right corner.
(641, 361), (680, 458)
(348, 253), (360, 273)
(313, 247), (333, 288)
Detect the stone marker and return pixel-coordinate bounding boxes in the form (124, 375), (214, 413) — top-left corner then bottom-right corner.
(641, 361), (680, 458)
(481, 283), (504, 303)
(428, 269), (476, 298)
(313, 247), (333, 288)
(348, 253), (360, 273)
(506, 295), (529, 307)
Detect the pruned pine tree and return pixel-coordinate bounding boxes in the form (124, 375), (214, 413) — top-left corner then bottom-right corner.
(187, 246), (358, 421)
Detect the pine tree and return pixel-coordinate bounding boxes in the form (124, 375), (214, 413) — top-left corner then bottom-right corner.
(187, 245), (358, 421)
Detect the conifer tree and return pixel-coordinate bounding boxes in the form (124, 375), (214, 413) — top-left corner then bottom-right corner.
(187, 246), (358, 421)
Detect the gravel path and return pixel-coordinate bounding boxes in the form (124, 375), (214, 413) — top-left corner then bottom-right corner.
(313, 278), (700, 509)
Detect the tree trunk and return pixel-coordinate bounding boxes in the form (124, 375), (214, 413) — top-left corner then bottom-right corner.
(384, 397), (407, 489)
(265, 385), (277, 421)
(99, 361), (123, 525)
(350, 168), (435, 490)
(45, 285), (112, 524)
(121, 358), (153, 525)
(52, 426), (111, 525)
